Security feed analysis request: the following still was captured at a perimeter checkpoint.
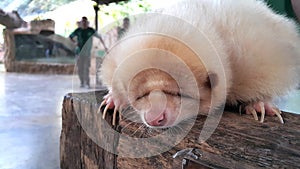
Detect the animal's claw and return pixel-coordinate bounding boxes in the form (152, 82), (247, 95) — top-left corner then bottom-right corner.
(102, 103), (110, 119)
(245, 106), (259, 121)
(97, 93), (121, 126)
(119, 108), (123, 121)
(244, 101), (284, 124)
(99, 100), (107, 112)
(112, 106), (118, 126)
(272, 107), (284, 124)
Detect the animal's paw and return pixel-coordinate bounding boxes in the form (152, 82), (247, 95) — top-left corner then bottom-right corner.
(242, 101), (284, 124)
(97, 91), (122, 126)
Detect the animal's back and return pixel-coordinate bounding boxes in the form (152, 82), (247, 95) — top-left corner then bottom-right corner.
(218, 0), (300, 104)
(159, 0), (300, 104)
(100, 0), (300, 126)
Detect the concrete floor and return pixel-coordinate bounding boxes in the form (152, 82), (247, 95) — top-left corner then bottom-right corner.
(0, 70), (96, 169)
(0, 68), (299, 169)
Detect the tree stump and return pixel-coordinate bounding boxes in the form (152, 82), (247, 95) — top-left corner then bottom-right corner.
(60, 90), (300, 169)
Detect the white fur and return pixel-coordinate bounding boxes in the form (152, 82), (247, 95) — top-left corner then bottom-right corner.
(100, 0), (300, 119)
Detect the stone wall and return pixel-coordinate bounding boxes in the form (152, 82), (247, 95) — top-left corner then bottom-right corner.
(3, 20), (76, 74)
(7, 61), (75, 74)
(3, 29), (15, 72)
(29, 19), (55, 34)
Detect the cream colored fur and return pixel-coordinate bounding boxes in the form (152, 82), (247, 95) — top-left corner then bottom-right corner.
(100, 0), (300, 123)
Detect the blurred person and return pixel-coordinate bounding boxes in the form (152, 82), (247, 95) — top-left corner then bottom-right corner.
(117, 17), (130, 39)
(69, 16), (107, 88)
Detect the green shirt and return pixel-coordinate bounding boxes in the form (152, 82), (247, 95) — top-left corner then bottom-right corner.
(69, 27), (96, 51)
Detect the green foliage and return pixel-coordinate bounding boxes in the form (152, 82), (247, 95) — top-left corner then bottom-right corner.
(98, 0), (152, 25)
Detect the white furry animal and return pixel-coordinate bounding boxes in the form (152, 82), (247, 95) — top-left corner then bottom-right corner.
(99, 0), (300, 127)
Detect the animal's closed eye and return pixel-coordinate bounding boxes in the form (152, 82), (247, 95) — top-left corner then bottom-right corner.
(178, 93), (194, 100)
(164, 91), (182, 97)
(163, 91), (193, 100)
(136, 92), (150, 101)
(135, 91), (179, 101)
(136, 91), (194, 102)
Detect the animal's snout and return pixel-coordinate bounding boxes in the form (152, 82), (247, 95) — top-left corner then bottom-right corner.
(144, 90), (168, 127)
(146, 113), (166, 126)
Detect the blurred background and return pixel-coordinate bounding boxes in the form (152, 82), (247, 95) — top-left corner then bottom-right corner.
(0, 0), (299, 169)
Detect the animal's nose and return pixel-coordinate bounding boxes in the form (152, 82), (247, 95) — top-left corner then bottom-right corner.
(144, 90), (167, 127)
(147, 113), (166, 126)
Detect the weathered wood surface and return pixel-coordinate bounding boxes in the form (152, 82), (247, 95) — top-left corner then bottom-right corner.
(60, 91), (119, 169)
(60, 90), (300, 169)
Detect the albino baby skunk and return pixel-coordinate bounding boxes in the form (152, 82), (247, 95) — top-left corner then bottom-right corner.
(99, 0), (300, 128)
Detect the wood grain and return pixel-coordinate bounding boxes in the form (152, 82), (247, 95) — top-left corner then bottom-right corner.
(60, 90), (300, 169)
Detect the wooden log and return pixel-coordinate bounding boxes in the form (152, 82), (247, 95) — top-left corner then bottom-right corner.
(60, 91), (119, 169)
(60, 90), (300, 169)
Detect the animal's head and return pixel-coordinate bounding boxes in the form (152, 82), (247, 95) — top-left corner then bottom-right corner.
(101, 34), (229, 128)
(127, 67), (218, 128)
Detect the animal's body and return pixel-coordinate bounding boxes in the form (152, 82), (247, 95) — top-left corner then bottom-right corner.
(100, 0), (300, 127)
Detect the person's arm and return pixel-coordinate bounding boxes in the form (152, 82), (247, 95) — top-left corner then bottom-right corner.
(69, 29), (78, 43)
(94, 32), (108, 52)
(69, 36), (75, 43)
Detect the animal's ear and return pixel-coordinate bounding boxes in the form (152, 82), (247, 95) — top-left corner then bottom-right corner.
(205, 72), (218, 89)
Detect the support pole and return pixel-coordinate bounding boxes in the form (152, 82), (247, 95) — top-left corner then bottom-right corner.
(93, 4), (100, 31)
